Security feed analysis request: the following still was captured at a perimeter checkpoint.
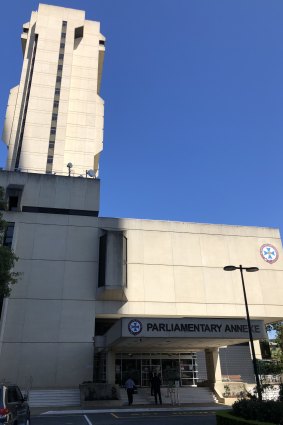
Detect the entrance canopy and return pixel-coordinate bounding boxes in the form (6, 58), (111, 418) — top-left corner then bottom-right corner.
(97, 317), (267, 352)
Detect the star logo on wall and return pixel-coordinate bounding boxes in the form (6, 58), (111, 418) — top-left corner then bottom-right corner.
(260, 244), (279, 264)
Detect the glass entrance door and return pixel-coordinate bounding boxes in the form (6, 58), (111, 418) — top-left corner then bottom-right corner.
(180, 353), (198, 387)
(115, 352), (198, 387)
(115, 357), (141, 386)
(161, 358), (180, 385)
(141, 359), (161, 387)
(180, 356), (197, 386)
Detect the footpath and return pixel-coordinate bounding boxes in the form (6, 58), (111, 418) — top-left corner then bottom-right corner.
(31, 402), (230, 416)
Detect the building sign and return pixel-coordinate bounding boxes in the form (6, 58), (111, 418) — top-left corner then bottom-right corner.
(260, 244), (279, 264)
(122, 318), (266, 339)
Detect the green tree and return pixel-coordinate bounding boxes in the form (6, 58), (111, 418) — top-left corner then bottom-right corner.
(266, 321), (283, 364)
(0, 186), (20, 297)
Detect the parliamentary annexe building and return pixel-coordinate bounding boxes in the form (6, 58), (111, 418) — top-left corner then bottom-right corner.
(0, 4), (282, 402)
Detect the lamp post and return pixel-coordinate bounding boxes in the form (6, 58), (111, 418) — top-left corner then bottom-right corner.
(223, 265), (262, 401)
(67, 162), (73, 177)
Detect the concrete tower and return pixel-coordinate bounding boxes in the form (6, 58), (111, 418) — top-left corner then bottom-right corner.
(2, 4), (105, 177)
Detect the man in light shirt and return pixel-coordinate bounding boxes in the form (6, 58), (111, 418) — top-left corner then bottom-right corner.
(124, 377), (136, 405)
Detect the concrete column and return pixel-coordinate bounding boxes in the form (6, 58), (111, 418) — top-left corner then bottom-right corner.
(205, 348), (224, 402)
(106, 351), (116, 384)
(205, 348), (222, 385)
(253, 340), (262, 359)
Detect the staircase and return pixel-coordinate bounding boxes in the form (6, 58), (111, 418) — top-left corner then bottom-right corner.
(28, 389), (81, 407)
(119, 386), (218, 405)
(175, 387), (218, 404)
(28, 386), (218, 407)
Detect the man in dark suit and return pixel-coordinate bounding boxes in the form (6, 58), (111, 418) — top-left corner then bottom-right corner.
(152, 373), (162, 404)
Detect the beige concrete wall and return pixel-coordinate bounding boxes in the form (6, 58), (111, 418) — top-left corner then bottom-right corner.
(0, 176), (282, 387)
(0, 172), (100, 387)
(96, 218), (283, 322)
(2, 86), (19, 148)
(0, 212), (100, 388)
(0, 170), (100, 212)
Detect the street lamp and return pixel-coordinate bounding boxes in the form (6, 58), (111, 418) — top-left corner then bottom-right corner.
(66, 162), (73, 177)
(223, 265), (262, 401)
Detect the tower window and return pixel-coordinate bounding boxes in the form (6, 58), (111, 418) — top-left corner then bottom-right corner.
(8, 197), (19, 211)
(75, 26), (84, 39)
(5, 187), (23, 212)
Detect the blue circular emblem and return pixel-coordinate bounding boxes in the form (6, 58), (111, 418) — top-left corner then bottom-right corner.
(128, 319), (142, 336)
(260, 244), (279, 264)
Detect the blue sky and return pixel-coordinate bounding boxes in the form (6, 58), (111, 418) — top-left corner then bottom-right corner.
(1, 0), (283, 236)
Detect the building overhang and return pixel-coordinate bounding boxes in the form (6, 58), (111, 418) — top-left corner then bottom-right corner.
(95, 317), (267, 352)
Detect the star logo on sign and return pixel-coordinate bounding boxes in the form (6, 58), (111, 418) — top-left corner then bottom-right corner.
(260, 244), (279, 264)
(264, 248), (275, 259)
(128, 319), (142, 336)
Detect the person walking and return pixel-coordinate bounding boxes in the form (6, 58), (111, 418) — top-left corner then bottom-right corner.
(152, 373), (162, 405)
(124, 376), (136, 406)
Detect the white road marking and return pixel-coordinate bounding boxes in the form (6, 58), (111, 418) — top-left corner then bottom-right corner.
(84, 415), (93, 425)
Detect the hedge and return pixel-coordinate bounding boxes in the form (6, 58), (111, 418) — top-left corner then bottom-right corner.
(232, 399), (283, 424)
(216, 411), (277, 425)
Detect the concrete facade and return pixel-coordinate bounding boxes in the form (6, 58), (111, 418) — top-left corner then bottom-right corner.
(1, 3), (283, 394)
(0, 171), (282, 389)
(2, 4), (105, 177)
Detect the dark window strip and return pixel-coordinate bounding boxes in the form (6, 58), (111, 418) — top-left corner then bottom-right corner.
(46, 21), (67, 174)
(22, 206), (98, 217)
(15, 35), (38, 170)
(98, 234), (107, 287)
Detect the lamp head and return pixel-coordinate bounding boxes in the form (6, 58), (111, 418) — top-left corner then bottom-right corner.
(223, 265), (238, 271)
(246, 267), (259, 273)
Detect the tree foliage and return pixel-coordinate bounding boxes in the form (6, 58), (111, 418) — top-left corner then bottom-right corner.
(0, 186), (20, 297)
(257, 359), (282, 375)
(266, 321), (283, 364)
